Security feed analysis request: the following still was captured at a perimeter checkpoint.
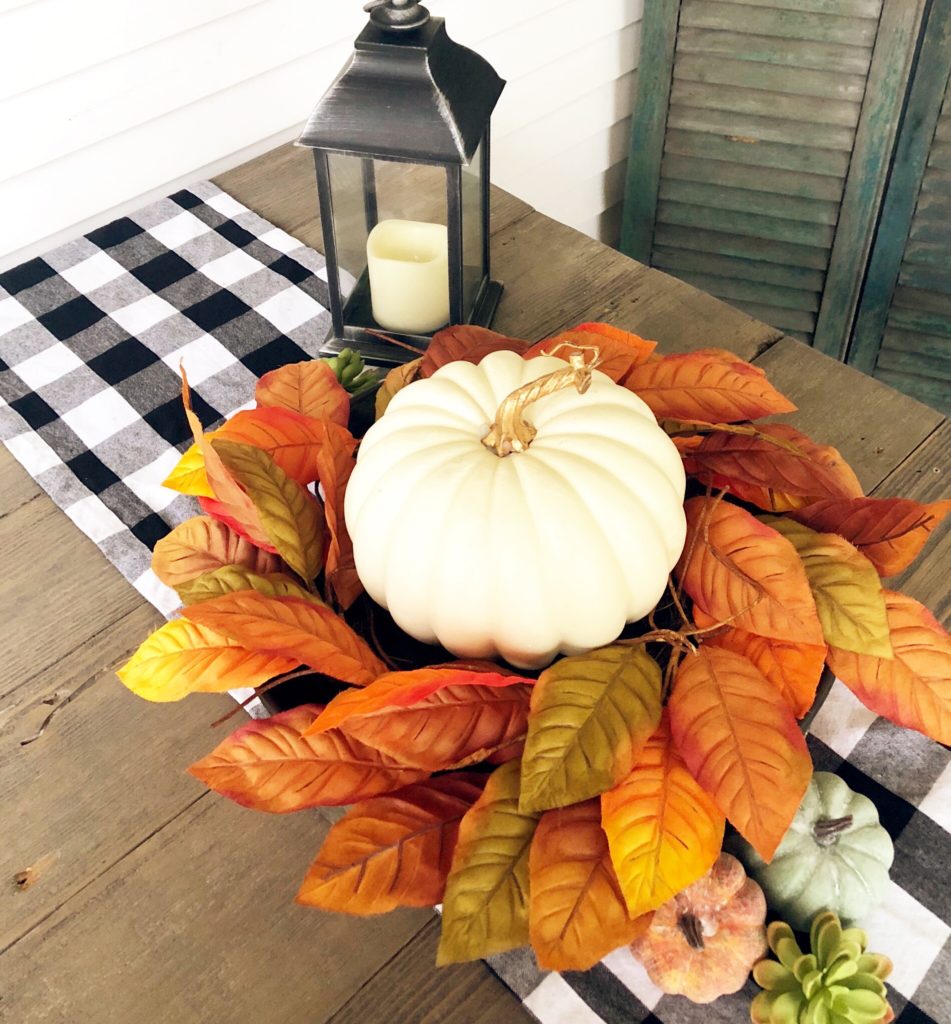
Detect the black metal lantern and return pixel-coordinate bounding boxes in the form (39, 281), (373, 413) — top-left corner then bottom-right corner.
(298, 0), (505, 366)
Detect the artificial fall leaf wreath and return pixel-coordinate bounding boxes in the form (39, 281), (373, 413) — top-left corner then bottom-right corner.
(118, 323), (951, 1004)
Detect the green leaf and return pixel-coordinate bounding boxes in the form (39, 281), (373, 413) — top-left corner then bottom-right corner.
(176, 566), (328, 606)
(518, 646), (662, 813)
(212, 439), (325, 585)
(764, 517), (892, 658)
(437, 760), (540, 964)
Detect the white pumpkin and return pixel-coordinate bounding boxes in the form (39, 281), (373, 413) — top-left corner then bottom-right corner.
(345, 350), (687, 668)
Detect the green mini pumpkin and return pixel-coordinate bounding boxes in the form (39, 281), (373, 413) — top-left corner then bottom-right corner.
(732, 772), (893, 931)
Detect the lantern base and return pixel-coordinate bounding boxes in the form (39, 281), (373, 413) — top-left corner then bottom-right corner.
(320, 279), (504, 367)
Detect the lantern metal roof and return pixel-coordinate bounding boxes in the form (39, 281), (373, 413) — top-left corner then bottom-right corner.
(297, 3), (505, 165)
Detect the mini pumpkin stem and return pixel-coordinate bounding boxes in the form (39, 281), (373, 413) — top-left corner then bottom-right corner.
(481, 352), (596, 457)
(813, 815), (853, 845)
(677, 912), (706, 951)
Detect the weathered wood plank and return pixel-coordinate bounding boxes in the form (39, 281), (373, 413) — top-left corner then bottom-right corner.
(892, 284), (951, 317)
(652, 245), (827, 290)
(619, 0), (679, 261)
(0, 445), (41, 520)
(673, 53), (868, 102)
(0, 627), (215, 952)
(0, 795), (434, 1024)
(813, 0), (928, 358)
(665, 128), (852, 176)
(898, 261), (951, 294)
(877, 346), (951, 384)
(661, 152), (845, 201)
(670, 78), (862, 128)
(0, 495), (144, 700)
(920, 167), (951, 196)
(732, 301), (817, 334)
(887, 304), (951, 338)
(753, 337), (945, 491)
(881, 324), (951, 362)
(657, 200), (836, 248)
(667, 105), (856, 151)
(659, 178), (839, 225)
(903, 239), (951, 270)
(492, 212), (780, 360)
(680, 0), (880, 46)
(329, 920), (530, 1024)
(677, 27), (874, 75)
(654, 223), (831, 270)
(873, 420), (951, 622)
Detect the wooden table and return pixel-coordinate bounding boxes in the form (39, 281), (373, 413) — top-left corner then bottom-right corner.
(1, 144), (948, 1024)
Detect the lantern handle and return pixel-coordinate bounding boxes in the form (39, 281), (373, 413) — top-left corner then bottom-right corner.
(363, 0), (431, 31)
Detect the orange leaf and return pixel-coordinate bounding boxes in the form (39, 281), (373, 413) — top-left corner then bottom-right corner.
(601, 712), (724, 917)
(216, 406), (338, 485)
(189, 704), (427, 812)
(669, 647), (812, 861)
(296, 773), (486, 913)
(620, 349), (796, 422)
(307, 668), (533, 770)
(676, 497), (823, 644)
(524, 323), (657, 382)
(255, 359), (350, 425)
(419, 325), (529, 377)
(681, 424), (863, 511)
(696, 614), (825, 719)
(790, 496), (951, 577)
(182, 591), (386, 686)
(529, 798), (648, 971)
(180, 368), (273, 549)
(117, 619), (297, 702)
(152, 515), (283, 589)
(827, 590), (951, 745)
(314, 419), (361, 608)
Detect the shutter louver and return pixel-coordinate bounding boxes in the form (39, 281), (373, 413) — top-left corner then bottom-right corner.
(648, 0), (884, 345)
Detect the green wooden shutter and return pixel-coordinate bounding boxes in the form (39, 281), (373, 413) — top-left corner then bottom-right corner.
(849, 0), (951, 415)
(621, 0), (924, 351)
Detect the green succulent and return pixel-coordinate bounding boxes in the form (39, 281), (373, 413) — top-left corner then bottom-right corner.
(322, 348), (382, 399)
(751, 911), (893, 1024)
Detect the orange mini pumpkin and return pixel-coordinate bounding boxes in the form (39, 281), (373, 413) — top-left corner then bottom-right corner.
(630, 853), (767, 1003)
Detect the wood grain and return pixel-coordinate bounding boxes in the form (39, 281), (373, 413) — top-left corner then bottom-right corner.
(752, 337), (944, 492)
(0, 446), (40, 520)
(329, 920), (530, 1024)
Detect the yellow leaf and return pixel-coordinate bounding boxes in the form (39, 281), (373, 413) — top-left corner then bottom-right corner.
(175, 566), (327, 606)
(212, 439), (325, 585)
(437, 760), (540, 964)
(529, 798), (648, 971)
(765, 516), (892, 658)
(117, 619), (297, 702)
(519, 646), (662, 813)
(601, 712), (724, 917)
(162, 441), (214, 497)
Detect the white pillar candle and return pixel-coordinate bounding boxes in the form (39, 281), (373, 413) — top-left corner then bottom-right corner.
(366, 219), (450, 334)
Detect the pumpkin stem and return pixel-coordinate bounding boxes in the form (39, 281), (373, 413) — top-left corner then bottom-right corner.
(813, 816), (853, 845)
(677, 912), (706, 951)
(481, 352), (595, 457)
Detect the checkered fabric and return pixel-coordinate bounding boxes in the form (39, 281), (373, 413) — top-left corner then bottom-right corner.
(0, 181), (332, 614)
(1, 183), (948, 1024)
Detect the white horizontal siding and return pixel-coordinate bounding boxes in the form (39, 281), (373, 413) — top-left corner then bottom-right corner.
(0, 0), (641, 270)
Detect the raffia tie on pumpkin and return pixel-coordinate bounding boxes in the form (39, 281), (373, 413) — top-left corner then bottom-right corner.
(481, 348), (599, 457)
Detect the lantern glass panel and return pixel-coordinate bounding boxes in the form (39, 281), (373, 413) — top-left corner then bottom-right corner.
(326, 152), (450, 334)
(461, 139), (486, 315)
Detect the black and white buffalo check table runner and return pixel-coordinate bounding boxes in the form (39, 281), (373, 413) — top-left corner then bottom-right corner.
(1, 182), (949, 1024)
